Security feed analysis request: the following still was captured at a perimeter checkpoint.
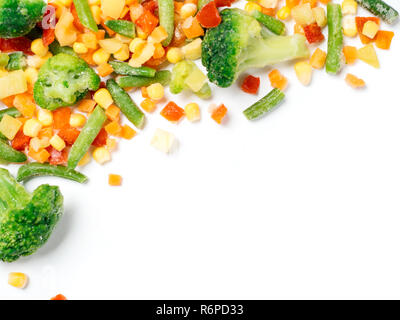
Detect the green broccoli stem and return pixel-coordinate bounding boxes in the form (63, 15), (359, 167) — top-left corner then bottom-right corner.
(73, 0), (99, 32)
(251, 10), (286, 36)
(0, 140), (27, 163)
(356, 0), (399, 24)
(243, 88), (285, 121)
(109, 61), (156, 78)
(68, 106), (107, 169)
(326, 3), (343, 75)
(158, 0), (175, 46)
(0, 168), (30, 213)
(107, 79), (145, 129)
(17, 163), (88, 183)
(104, 20), (136, 38)
(117, 70), (172, 88)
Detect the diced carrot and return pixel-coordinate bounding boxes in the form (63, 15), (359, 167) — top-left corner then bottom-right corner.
(319, 0), (331, 3)
(109, 174), (122, 186)
(135, 9), (159, 34)
(343, 46), (358, 64)
(261, 7), (276, 17)
(268, 69), (288, 91)
(105, 121), (123, 136)
(241, 75), (260, 94)
(92, 128), (108, 146)
(53, 108), (71, 130)
(303, 23), (325, 44)
(121, 125), (136, 140)
(301, 0), (317, 8)
(28, 148), (50, 163)
(80, 50), (96, 66)
(286, 0), (300, 9)
(97, 63), (114, 77)
(153, 43), (165, 59)
(174, 1), (184, 13)
(1, 95), (15, 107)
(196, 1), (221, 28)
(211, 104), (227, 124)
(355, 17), (380, 44)
(375, 30), (394, 50)
(58, 127), (81, 145)
(78, 99), (97, 113)
(95, 30), (106, 40)
(38, 127), (53, 139)
(345, 73), (366, 89)
(182, 17), (204, 39)
(51, 294), (67, 301)
(141, 87), (149, 98)
(142, 0), (158, 13)
(11, 130), (31, 151)
(294, 23), (305, 35)
(309, 48), (327, 69)
(13, 93), (36, 117)
(144, 56), (167, 68)
(48, 147), (69, 165)
(105, 104), (121, 121)
(160, 101), (185, 122)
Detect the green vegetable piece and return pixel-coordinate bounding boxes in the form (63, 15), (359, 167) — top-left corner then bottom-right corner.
(356, 0), (399, 24)
(0, 168), (63, 262)
(0, 139), (27, 163)
(0, 107), (21, 120)
(116, 70), (172, 88)
(243, 88), (285, 121)
(34, 53), (100, 111)
(326, 3), (343, 75)
(251, 10), (286, 35)
(104, 20), (135, 38)
(68, 105), (107, 169)
(6, 52), (27, 71)
(17, 163), (88, 183)
(158, 0), (175, 46)
(198, 0), (211, 10)
(109, 61), (156, 77)
(106, 79), (145, 129)
(49, 40), (78, 57)
(0, 53), (10, 68)
(202, 9), (309, 88)
(72, 0), (98, 32)
(0, 0), (46, 38)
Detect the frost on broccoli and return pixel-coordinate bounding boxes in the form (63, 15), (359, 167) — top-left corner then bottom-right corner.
(0, 0), (46, 38)
(0, 168), (63, 263)
(34, 53), (100, 111)
(202, 9), (310, 88)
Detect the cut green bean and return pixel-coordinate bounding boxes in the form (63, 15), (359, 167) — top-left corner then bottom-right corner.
(109, 61), (156, 78)
(6, 52), (26, 71)
(0, 108), (21, 121)
(73, 0), (98, 32)
(49, 40), (78, 57)
(243, 88), (285, 121)
(117, 70), (172, 88)
(68, 106), (107, 169)
(0, 139), (27, 163)
(17, 163), (88, 183)
(158, 0), (175, 46)
(106, 79), (145, 129)
(251, 10), (286, 35)
(326, 3), (343, 75)
(356, 0), (398, 24)
(105, 20), (136, 38)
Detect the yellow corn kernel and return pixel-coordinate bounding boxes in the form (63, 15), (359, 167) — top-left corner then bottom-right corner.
(180, 3), (198, 19)
(8, 272), (28, 289)
(59, 0), (73, 6)
(244, 2), (262, 13)
(291, 3), (315, 26)
(129, 38), (146, 53)
(181, 38), (202, 60)
(184, 102), (201, 122)
(147, 83), (164, 100)
(94, 88), (113, 109)
(136, 26), (148, 40)
(37, 109), (54, 126)
(24, 67), (38, 85)
(312, 7), (327, 28)
(23, 119), (42, 138)
(277, 6), (291, 20)
(140, 98), (156, 113)
(70, 113), (86, 128)
(92, 48), (111, 65)
(78, 152), (91, 167)
(342, 0), (357, 15)
(73, 42), (89, 54)
(166, 47), (183, 64)
(114, 44), (130, 61)
(50, 134), (66, 151)
(294, 61), (312, 86)
(0, 115), (22, 140)
(31, 39), (48, 57)
(343, 16), (357, 37)
(81, 32), (98, 49)
(362, 21), (379, 39)
(90, 5), (102, 24)
(93, 147), (111, 164)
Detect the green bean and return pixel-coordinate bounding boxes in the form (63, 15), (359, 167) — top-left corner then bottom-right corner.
(326, 3), (343, 75)
(68, 106), (107, 169)
(104, 20), (136, 38)
(252, 10), (286, 36)
(73, 0), (98, 32)
(106, 79), (145, 129)
(0, 139), (27, 163)
(158, 0), (175, 46)
(109, 61), (156, 78)
(243, 88), (285, 121)
(6, 52), (26, 71)
(49, 40), (78, 57)
(17, 163), (88, 183)
(356, 0), (398, 24)
(0, 108), (21, 121)
(117, 70), (171, 88)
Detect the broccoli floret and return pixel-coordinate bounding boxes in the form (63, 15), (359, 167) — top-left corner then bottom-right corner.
(34, 53), (100, 111)
(202, 9), (310, 88)
(170, 60), (212, 99)
(0, 0), (46, 38)
(0, 168), (63, 262)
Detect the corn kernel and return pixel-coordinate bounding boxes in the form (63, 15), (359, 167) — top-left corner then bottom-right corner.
(148, 26), (168, 43)
(38, 109), (54, 126)
(78, 152), (91, 167)
(362, 21), (379, 39)
(70, 113), (86, 128)
(50, 134), (66, 151)
(312, 7), (327, 27)
(109, 174), (122, 186)
(99, 38), (124, 54)
(345, 73), (365, 89)
(114, 44), (130, 61)
(294, 61), (312, 86)
(23, 119), (42, 138)
(180, 3), (197, 19)
(24, 67), (38, 85)
(140, 98), (156, 113)
(184, 102), (201, 122)
(8, 272), (28, 289)
(244, 2), (262, 13)
(181, 38), (202, 60)
(0, 115), (22, 140)
(92, 48), (111, 65)
(93, 147), (111, 164)
(343, 16), (357, 37)
(31, 39), (48, 57)
(73, 42), (88, 54)
(167, 47), (184, 64)
(342, 0), (357, 15)
(136, 26), (148, 40)
(81, 32), (98, 49)
(309, 48), (327, 69)
(147, 83), (164, 100)
(129, 38), (146, 53)
(277, 6), (291, 20)
(94, 88), (113, 109)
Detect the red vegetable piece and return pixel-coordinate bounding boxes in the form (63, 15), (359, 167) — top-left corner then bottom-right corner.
(197, 1), (221, 28)
(11, 130), (31, 151)
(58, 127), (81, 145)
(142, 0), (158, 13)
(48, 147), (69, 166)
(303, 23), (325, 44)
(355, 17), (380, 44)
(0, 37), (33, 55)
(215, 0), (235, 7)
(51, 294), (67, 300)
(160, 102), (185, 122)
(211, 104), (227, 124)
(92, 128), (108, 147)
(42, 28), (55, 47)
(135, 10), (159, 34)
(70, 2), (85, 32)
(241, 75), (260, 94)
(53, 108), (72, 130)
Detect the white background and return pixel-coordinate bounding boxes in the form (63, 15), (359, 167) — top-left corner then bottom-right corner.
(1, 0), (400, 300)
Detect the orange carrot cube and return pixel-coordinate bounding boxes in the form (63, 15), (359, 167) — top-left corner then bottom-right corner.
(161, 101), (185, 122)
(105, 104), (121, 122)
(109, 174), (122, 186)
(105, 121), (123, 136)
(121, 125), (136, 140)
(78, 99), (97, 113)
(97, 63), (114, 77)
(211, 104), (227, 124)
(28, 148), (50, 163)
(268, 69), (288, 91)
(13, 93), (36, 117)
(343, 46), (358, 64)
(345, 73), (365, 89)
(309, 48), (327, 69)
(182, 17), (204, 39)
(375, 30), (394, 50)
